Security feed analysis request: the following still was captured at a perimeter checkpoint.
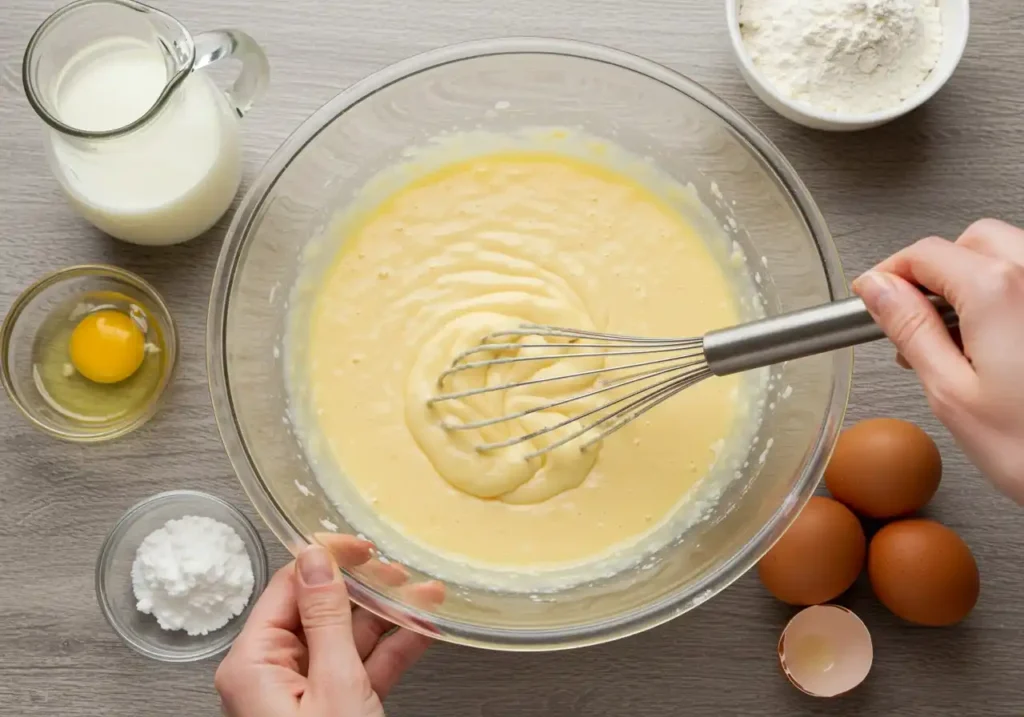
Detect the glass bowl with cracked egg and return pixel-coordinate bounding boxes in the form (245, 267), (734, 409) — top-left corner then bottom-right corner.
(209, 38), (850, 650)
(1, 264), (177, 441)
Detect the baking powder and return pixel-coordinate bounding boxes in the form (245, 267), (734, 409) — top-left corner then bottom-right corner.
(131, 515), (255, 636)
(739, 0), (944, 115)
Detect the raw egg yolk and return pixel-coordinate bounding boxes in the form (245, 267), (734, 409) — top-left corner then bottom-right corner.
(69, 310), (145, 384)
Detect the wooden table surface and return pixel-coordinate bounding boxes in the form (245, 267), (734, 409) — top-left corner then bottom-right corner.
(2, 0), (1023, 715)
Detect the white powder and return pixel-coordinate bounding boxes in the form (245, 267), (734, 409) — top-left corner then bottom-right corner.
(131, 516), (255, 636)
(739, 0), (944, 115)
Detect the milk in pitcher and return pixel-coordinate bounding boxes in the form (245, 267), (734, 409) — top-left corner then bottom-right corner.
(47, 37), (242, 245)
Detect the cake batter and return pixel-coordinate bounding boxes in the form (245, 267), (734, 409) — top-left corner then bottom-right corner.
(293, 149), (755, 579)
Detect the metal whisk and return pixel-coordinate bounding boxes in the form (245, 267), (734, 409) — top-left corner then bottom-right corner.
(429, 294), (958, 458)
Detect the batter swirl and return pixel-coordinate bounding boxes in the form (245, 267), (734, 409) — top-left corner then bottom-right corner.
(405, 255), (605, 504)
(292, 147), (754, 580)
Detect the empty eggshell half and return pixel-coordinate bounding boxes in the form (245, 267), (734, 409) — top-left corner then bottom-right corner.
(778, 605), (873, 698)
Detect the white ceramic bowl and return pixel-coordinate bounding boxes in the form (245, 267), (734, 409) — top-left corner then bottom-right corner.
(726, 0), (970, 131)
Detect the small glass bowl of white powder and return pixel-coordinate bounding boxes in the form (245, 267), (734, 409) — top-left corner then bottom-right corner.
(96, 490), (269, 662)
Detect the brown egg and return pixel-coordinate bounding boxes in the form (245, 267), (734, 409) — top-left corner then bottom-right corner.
(868, 519), (980, 626)
(825, 418), (941, 519)
(758, 496), (866, 606)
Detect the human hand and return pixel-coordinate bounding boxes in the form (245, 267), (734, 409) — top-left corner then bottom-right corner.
(852, 218), (1024, 505)
(215, 536), (444, 717)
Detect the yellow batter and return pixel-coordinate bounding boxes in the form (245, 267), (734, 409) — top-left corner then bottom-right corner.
(296, 150), (750, 580)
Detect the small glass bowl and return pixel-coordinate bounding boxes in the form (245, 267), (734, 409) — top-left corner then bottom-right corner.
(95, 490), (270, 662)
(0, 264), (178, 442)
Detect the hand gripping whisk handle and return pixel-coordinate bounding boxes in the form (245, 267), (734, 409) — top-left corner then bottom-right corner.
(702, 294), (959, 376)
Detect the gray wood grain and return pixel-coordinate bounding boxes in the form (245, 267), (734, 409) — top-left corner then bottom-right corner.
(2, 0), (1023, 715)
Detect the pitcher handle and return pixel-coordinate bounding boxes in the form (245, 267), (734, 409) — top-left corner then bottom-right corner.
(193, 29), (269, 118)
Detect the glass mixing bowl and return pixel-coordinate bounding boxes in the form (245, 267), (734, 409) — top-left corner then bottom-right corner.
(208, 38), (850, 650)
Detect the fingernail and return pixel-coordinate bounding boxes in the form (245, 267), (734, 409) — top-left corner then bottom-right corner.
(298, 545), (336, 586)
(853, 271), (894, 307)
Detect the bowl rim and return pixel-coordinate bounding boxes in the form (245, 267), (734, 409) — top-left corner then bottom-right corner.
(0, 263), (179, 443)
(94, 489), (270, 662)
(724, 0), (971, 127)
(207, 36), (852, 650)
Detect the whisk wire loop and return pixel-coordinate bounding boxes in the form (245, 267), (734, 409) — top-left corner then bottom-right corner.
(430, 324), (711, 458)
(427, 294), (962, 458)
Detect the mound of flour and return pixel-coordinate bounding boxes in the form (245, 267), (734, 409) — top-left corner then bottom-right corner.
(740, 0), (944, 115)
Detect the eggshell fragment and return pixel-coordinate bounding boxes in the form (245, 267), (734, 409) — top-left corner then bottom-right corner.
(779, 605), (873, 698)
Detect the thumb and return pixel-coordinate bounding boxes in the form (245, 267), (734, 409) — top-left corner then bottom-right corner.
(295, 545), (363, 688)
(852, 271), (973, 389)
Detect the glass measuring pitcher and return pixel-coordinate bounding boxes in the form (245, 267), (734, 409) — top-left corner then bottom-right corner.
(22, 0), (269, 246)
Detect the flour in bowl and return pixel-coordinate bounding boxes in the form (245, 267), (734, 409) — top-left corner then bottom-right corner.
(131, 516), (254, 636)
(739, 0), (944, 115)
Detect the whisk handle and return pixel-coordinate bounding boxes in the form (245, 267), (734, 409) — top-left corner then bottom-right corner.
(702, 294), (958, 376)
